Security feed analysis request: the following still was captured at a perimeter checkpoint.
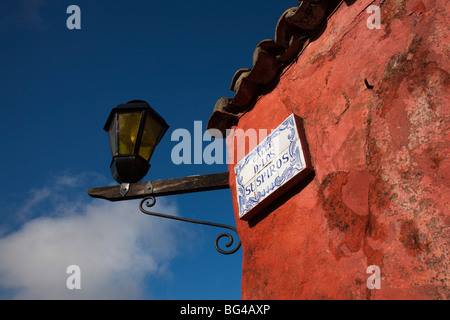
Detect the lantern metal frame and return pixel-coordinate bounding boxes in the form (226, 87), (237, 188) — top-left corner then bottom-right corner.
(104, 100), (169, 184)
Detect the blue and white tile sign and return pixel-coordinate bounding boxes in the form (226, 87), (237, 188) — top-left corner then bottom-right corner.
(234, 114), (313, 220)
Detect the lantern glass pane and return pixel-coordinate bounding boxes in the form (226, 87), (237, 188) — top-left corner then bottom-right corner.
(118, 112), (141, 155)
(139, 113), (164, 161)
(107, 117), (118, 156)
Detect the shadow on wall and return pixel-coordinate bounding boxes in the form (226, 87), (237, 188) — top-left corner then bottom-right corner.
(248, 171), (316, 228)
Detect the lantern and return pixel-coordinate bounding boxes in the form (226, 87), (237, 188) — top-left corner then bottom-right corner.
(104, 100), (169, 183)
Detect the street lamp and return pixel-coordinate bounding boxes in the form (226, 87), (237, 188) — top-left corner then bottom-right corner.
(104, 100), (169, 184)
(88, 100), (240, 255)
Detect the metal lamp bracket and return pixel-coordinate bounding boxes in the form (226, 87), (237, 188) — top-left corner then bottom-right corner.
(145, 181), (153, 194)
(139, 193), (241, 255)
(88, 172), (240, 255)
(120, 183), (130, 197)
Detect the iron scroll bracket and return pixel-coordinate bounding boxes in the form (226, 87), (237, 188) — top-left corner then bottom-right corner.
(88, 172), (241, 255)
(139, 184), (241, 255)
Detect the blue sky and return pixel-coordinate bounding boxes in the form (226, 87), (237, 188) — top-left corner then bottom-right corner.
(0, 0), (295, 299)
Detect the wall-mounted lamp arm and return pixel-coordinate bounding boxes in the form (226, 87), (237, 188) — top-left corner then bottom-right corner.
(87, 172), (230, 201)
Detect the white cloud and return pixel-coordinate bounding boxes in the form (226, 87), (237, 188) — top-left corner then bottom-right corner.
(0, 174), (180, 300)
(16, 188), (52, 219)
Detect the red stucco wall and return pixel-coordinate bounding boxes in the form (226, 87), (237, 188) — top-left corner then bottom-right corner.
(227, 0), (449, 299)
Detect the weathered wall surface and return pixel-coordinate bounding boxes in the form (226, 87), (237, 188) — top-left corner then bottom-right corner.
(227, 0), (449, 299)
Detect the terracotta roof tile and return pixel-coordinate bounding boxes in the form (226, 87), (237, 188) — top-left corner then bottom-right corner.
(207, 0), (334, 136)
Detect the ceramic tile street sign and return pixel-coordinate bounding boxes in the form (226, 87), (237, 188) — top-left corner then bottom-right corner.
(234, 114), (313, 220)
